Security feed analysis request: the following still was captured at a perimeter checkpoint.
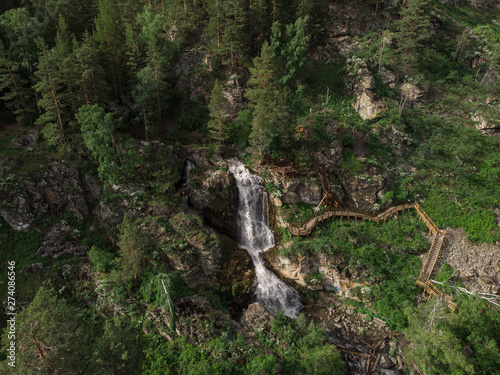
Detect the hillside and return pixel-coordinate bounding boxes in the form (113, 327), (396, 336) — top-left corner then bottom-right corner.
(1, 1), (499, 374)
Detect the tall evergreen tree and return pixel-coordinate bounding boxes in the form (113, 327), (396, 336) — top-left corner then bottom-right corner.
(0, 7), (44, 118)
(205, 0), (225, 61)
(74, 31), (110, 107)
(131, 5), (175, 138)
(223, 0), (249, 65)
(76, 104), (123, 185)
(207, 78), (229, 146)
(94, 0), (127, 102)
(248, 0), (269, 51)
(0, 287), (89, 375)
(0, 41), (35, 125)
(395, 0), (431, 66)
(296, 0), (329, 45)
(245, 42), (282, 155)
(53, 16), (81, 115)
(34, 42), (67, 147)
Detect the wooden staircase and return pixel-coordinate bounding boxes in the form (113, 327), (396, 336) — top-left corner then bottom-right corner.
(287, 201), (457, 310)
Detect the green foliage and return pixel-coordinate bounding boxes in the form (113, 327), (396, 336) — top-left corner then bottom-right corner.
(229, 108), (252, 149)
(112, 215), (151, 284)
(92, 315), (146, 375)
(77, 104), (123, 185)
(270, 16), (311, 86)
(394, 0), (431, 66)
(405, 295), (500, 375)
(423, 187), (500, 243)
(143, 313), (345, 375)
(88, 245), (115, 273)
(207, 78), (229, 146)
(0, 221), (44, 300)
(284, 213), (428, 329)
(0, 287), (87, 374)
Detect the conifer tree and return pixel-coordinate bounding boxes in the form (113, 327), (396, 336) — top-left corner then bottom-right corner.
(248, 0), (269, 51)
(205, 0), (225, 61)
(395, 0), (431, 66)
(94, 0), (127, 102)
(223, 0), (249, 65)
(53, 16), (80, 115)
(296, 0), (329, 45)
(34, 43), (66, 147)
(246, 42), (281, 155)
(0, 41), (35, 125)
(74, 31), (110, 107)
(1, 287), (88, 375)
(76, 104), (123, 185)
(131, 5), (175, 139)
(207, 78), (229, 146)
(0, 7), (44, 118)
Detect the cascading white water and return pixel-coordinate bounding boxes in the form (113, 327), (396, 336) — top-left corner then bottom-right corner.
(181, 160), (196, 206)
(228, 159), (302, 318)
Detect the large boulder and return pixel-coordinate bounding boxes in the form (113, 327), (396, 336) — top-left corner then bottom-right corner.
(352, 90), (386, 121)
(400, 82), (424, 102)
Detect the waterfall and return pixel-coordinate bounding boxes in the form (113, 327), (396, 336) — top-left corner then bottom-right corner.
(181, 160), (196, 206)
(228, 159), (302, 318)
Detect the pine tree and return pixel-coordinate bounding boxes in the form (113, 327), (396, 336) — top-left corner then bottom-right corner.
(34, 43), (66, 147)
(248, 0), (269, 51)
(270, 16), (310, 86)
(1, 288), (89, 375)
(74, 31), (110, 107)
(94, 0), (127, 102)
(0, 7), (44, 119)
(205, 0), (226, 61)
(113, 215), (149, 282)
(53, 16), (81, 115)
(131, 5), (176, 139)
(207, 78), (229, 146)
(395, 0), (431, 65)
(296, 0), (329, 45)
(76, 104), (123, 185)
(245, 42), (281, 155)
(223, 0), (249, 65)
(0, 41), (35, 125)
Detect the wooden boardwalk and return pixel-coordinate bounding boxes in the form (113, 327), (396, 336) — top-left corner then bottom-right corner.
(288, 202), (456, 309)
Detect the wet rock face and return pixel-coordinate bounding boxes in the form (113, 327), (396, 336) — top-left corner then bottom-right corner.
(172, 45), (213, 100)
(184, 149), (238, 238)
(223, 73), (244, 115)
(0, 162), (101, 231)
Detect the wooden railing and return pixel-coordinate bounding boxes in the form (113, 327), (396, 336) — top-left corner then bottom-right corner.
(318, 171), (342, 208)
(262, 154), (298, 178)
(287, 201), (456, 310)
(288, 203), (414, 236)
